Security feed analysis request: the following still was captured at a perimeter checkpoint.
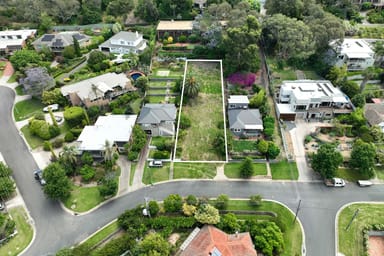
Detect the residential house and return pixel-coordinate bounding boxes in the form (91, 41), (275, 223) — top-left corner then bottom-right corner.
(228, 95), (249, 109)
(157, 20), (193, 39)
(0, 29), (36, 55)
(180, 225), (257, 256)
(193, 0), (207, 9)
(98, 31), (147, 54)
(137, 104), (177, 136)
(276, 80), (353, 121)
(32, 31), (90, 54)
(228, 109), (263, 137)
(330, 38), (375, 71)
(60, 72), (135, 108)
(364, 103), (384, 132)
(76, 115), (137, 158)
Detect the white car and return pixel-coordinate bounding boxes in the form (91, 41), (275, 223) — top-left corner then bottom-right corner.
(43, 104), (59, 112)
(357, 180), (373, 187)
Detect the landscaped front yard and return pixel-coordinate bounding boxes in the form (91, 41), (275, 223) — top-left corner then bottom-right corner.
(338, 203), (384, 256)
(224, 162), (267, 178)
(13, 98), (45, 121)
(64, 185), (104, 213)
(270, 160), (299, 180)
(142, 162), (170, 184)
(176, 61), (225, 161)
(173, 162), (217, 179)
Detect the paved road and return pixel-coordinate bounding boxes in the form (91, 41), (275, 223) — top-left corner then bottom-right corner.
(1, 86), (384, 256)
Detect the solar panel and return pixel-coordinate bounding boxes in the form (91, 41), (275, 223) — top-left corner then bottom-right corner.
(41, 35), (54, 41)
(52, 39), (63, 47)
(73, 34), (85, 40)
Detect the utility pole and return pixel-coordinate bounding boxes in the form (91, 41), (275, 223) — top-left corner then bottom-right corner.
(293, 199), (301, 224)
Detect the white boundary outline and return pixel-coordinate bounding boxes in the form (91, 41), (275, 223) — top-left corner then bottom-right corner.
(173, 59), (228, 163)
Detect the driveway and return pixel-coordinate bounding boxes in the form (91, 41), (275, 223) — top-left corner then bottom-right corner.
(287, 119), (324, 181)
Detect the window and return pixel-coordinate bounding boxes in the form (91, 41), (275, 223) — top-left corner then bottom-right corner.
(295, 105), (306, 110)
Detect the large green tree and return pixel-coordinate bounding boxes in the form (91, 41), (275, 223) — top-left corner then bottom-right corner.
(106, 0), (135, 16)
(349, 139), (376, 178)
(248, 221), (284, 256)
(134, 233), (171, 256)
(135, 0), (159, 22)
(43, 162), (72, 201)
(240, 157), (254, 178)
(163, 194), (183, 213)
(10, 49), (42, 71)
(265, 0), (304, 19)
(311, 143), (343, 178)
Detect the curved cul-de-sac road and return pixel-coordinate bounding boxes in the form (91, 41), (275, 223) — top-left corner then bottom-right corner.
(0, 86), (383, 256)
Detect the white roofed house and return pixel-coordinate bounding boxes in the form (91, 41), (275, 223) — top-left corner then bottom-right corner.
(0, 29), (36, 55)
(276, 80), (353, 121)
(228, 95), (249, 109)
(60, 73), (136, 108)
(99, 31), (147, 54)
(76, 115), (137, 158)
(330, 38), (375, 71)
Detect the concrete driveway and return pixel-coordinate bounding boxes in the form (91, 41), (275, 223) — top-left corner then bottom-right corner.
(287, 119), (324, 181)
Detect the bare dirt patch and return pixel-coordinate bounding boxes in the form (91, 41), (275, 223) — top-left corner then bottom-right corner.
(168, 233), (180, 245)
(368, 236), (384, 256)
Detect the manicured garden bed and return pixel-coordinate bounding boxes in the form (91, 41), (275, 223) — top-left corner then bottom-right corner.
(173, 163), (217, 179)
(270, 160), (299, 180)
(176, 61), (226, 161)
(0, 207), (33, 256)
(224, 162), (267, 178)
(142, 162), (170, 184)
(13, 98), (45, 121)
(64, 185), (104, 213)
(338, 203), (384, 256)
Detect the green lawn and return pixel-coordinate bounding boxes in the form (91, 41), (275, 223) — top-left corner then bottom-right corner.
(149, 81), (168, 87)
(142, 163), (170, 184)
(338, 203), (384, 256)
(375, 166), (384, 180)
(227, 200), (302, 256)
(0, 207), (33, 256)
(81, 220), (119, 249)
(224, 162), (267, 178)
(147, 95), (166, 103)
(266, 58), (297, 87)
(148, 89), (167, 94)
(173, 163), (217, 179)
(15, 85), (24, 95)
(130, 98), (142, 114)
(335, 167), (371, 182)
(177, 61), (225, 161)
(20, 125), (44, 149)
(232, 140), (256, 152)
(302, 70), (323, 80)
(64, 185), (104, 213)
(13, 98), (45, 121)
(270, 160), (299, 180)
(7, 73), (17, 83)
(130, 162), (136, 186)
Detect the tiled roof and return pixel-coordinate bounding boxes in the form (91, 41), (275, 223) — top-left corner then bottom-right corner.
(180, 225), (257, 256)
(137, 104), (177, 124)
(228, 109), (263, 130)
(364, 103), (384, 126)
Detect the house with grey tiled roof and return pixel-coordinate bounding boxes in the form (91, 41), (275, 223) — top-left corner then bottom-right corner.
(32, 31), (90, 54)
(364, 103), (384, 132)
(228, 108), (263, 137)
(137, 104), (177, 136)
(99, 31), (147, 54)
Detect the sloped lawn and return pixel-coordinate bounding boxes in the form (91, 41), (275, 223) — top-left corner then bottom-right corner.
(13, 98), (45, 121)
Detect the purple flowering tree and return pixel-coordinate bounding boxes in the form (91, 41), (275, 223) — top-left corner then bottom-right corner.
(227, 72), (256, 87)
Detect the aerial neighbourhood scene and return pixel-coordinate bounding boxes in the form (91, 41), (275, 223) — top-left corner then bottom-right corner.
(0, 0), (384, 255)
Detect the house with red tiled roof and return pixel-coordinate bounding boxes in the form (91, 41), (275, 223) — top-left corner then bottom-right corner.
(180, 225), (257, 256)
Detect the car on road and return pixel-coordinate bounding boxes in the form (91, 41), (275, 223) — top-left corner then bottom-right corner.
(43, 104), (59, 112)
(357, 180), (373, 187)
(324, 178), (345, 187)
(34, 169), (46, 185)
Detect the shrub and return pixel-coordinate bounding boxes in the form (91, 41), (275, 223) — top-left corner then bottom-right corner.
(194, 204), (220, 224)
(29, 119), (51, 140)
(80, 165), (95, 182)
(81, 152), (94, 166)
(64, 132), (75, 142)
(163, 194), (183, 213)
(179, 114), (191, 129)
(128, 151), (139, 161)
(49, 125), (60, 138)
(52, 138), (64, 148)
(182, 203), (196, 216)
(70, 128), (83, 137)
(188, 34), (199, 43)
(63, 106), (85, 127)
(98, 179), (118, 197)
(249, 194), (262, 206)
(153, 150), (170, 159)
(227, 72), (256, 87)
(215, 194), (229, 210)
(185, 194), (198, 206)
(34, 112), (45, 120)
(148, 201), (160, 216)
(43, 141), (52, 151)
(304, 135), (312, 144)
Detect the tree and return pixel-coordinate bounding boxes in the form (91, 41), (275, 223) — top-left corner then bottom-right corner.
(135, 76), (149, 94)
(42, 88), (67, 106)
(0, 163), (15, 200)
(311, 143), (343, 178)
(148, 201), (160, 216)
(163, 194), (183, 213)
(184, 71), (200, 98)
(340, 80), (359, 99)
(87, 50), (108, 71)
(135, 233), (171, 256)
(73, 36), (81, 57)
(50, 0), (80, 24)
(39, 12), (55, 33)
(217, 213), (240, 233)
(257, 140), (268, 155)
(107, 0), (135, 16)
(21, 67), (55, 98)
(249, 221), (284, 256)
(10, 49), (42, 71)
(351, 94), (365, 108)
(43, 162), (72, 201)
(240, 157), (254, 178)
(261, 14), (315, 61)
(349, 139), (376, 178)
(249, 89), (265, 108)
(80, 165), (95, 182)
(326, 65), (347, 86)
(265, 0), (304, 19)
(185, 194), (198, 206)
(99, 178), (118, 197)
(194, 204), (220, 224)
(267, 142), (280, 159)
(360, 67), (380, 92)
(215, 194), (229, 210)
(63, 46), (76, 59)
(135, 0), (159, 22)
(182, 203), (197, 216)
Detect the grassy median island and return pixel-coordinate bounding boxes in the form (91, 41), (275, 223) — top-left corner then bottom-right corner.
(0, 207), (33, 256)
(338, 203), (384, 256)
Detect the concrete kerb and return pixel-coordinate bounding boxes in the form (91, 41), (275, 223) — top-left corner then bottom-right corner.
(334, 201), (384, 256)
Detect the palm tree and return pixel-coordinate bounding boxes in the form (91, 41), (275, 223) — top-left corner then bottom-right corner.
(59, 145), (78, 176)
(104, 140), (118, 170)
(184, 71), (200, 99)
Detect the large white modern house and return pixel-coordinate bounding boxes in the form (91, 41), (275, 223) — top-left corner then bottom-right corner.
(330, 38), (375, 71)
(99, 31), (147, 54)
(276, 80), (353, 121)
(0, 29), (36, 55)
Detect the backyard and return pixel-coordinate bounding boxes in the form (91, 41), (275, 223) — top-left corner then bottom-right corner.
(176, 61), (226, 161)
(338, 203), (384, 256)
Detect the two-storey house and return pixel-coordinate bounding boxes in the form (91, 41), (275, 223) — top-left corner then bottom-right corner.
(99, 31), (147, 54)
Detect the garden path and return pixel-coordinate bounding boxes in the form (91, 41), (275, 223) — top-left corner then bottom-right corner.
(214, 164), (227, 180)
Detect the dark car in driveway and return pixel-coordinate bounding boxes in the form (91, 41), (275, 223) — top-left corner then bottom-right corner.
(34, 169), (46, 185)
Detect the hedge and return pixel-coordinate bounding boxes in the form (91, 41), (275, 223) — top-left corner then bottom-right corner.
(64, 106), (85, 127)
